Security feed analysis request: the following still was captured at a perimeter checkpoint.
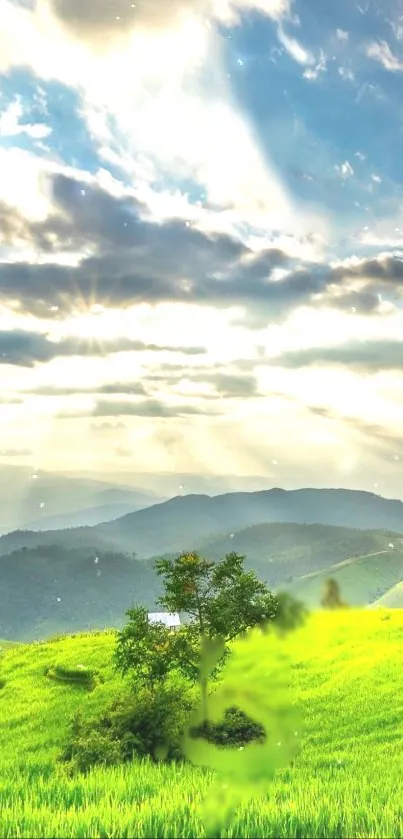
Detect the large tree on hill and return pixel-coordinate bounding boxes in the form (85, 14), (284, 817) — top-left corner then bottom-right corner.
(155, 551), (278, 641)
(155, 551), (307, 718)
(115, 551), (307, 723)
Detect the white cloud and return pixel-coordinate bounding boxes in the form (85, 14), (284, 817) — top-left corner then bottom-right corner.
(389, 19), (403, 42)
(338, 66), (354, 82)
(335, 161), (354, 180)
(365, 40), (403, 71)
(0, 0), (323, 249)
(371, 174), (381, 184)
(336, 29), (349, 41)
(211, 0), (290, 25)
(277, 25), (315, 66)
(0, 96), (51, 139)
(0, 147), (55, 221)
(303, 49), (327, 80)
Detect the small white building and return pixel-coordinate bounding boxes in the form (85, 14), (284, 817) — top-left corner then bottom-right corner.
(147, 612), (181, 632)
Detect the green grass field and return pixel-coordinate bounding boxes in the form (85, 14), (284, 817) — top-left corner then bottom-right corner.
(2, 610), (403, 837)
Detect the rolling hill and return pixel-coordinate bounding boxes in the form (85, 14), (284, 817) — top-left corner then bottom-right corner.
(370, 580), (403, 608)
(2, 611), (403, 836)
(1, 519), (403, 641)
(0, 544), (161, 641)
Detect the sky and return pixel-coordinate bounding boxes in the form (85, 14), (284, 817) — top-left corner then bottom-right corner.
(2, 0), (403, 497)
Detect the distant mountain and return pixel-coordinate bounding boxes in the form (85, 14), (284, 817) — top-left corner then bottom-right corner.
(0, 465), (163, 534)
(25, 504), (148, 532)
(58, 469), (276, 496)
(3, 486), (403, 559)
(24, 492), (167, 532)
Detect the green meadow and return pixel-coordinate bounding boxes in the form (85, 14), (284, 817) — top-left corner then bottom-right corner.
(2, 609), (403, 837)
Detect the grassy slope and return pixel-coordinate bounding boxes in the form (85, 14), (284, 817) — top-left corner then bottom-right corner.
(280, 547), (403, 608)
(372, 580), (403, 608)
(2, 611), (403, 836)
(199, 523), (402, 588)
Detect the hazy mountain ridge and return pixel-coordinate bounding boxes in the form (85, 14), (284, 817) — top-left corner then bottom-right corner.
(3, 486), (403, 558)
(0, 466), (164, 534)
(24, 498), (167, 532)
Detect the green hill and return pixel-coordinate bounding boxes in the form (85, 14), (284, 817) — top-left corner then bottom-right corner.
(2, 610), (403, 836)
(2, 523), (403, 641)
(371, 580), (403, 608)
(198, 522), (402, 587)
(0, 545), (162, 641)
(280, 547), (403, 608)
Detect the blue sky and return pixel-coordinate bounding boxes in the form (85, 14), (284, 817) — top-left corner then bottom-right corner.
(1, 0), (403, 496)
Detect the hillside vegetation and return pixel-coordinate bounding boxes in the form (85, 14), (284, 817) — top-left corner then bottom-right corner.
(1, 523), (403, 640)
(0, 546), (162, 641)
(2, 610), (403, 836)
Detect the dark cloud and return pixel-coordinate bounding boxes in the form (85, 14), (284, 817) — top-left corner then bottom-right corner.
(187, 371), (260, 397)
(320, 255), (403, 314)
(25, 382), (148, 396)
(0, 328), (206, 367)
(318, 288), (384, 315)
(48, 0), (209, 46)
(0, 396), (23, 404)
(87, 398), (221, 418)
(0, 173), (308, 323)
(331, 255), (403, 284)
(21, 363), (260, 400)
(270, 338), (403, 372)
(89, 421), (127, 431)
(5, 172), (402, 331)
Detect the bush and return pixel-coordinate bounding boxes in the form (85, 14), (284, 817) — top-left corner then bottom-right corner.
(59, 683), (195, 773)
(107, 683), (195, 762)
(190, 706), (266, 748)
(60, 726), (122, 774)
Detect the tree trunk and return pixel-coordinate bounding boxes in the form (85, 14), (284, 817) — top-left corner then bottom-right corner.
(201, 675), (209, 723)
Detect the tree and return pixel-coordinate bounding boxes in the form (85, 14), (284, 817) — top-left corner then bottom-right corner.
(321, 578), (349, 610)
(115, 553), (308, 725)
(155, 551), (279, 641)
(155, 551), (307, 719)
(114, 606), (178, 691)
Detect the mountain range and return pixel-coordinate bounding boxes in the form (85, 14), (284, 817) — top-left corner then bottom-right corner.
(3, 486), (403, 558)
(0, 465), (167, 534)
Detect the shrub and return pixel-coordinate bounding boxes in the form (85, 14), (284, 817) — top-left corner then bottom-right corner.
(46, 663), (102, 690)
(59, 683), (195, 773)
(59, 725), (122, 775)
(189, 706), (266, 748)
(104, 683), (195, 762)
